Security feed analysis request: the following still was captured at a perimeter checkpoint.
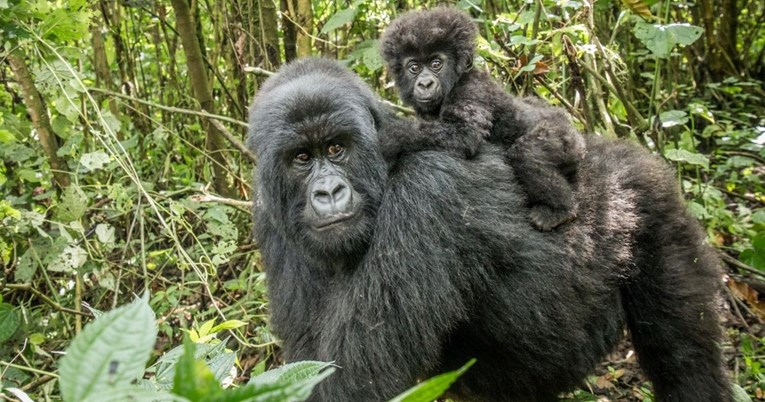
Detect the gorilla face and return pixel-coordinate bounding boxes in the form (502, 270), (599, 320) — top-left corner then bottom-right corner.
(396, 52), (463, 116)
(249, 68), (388, 259)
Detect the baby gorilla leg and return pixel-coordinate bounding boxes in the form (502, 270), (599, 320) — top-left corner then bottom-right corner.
(507, 122), (585, 231)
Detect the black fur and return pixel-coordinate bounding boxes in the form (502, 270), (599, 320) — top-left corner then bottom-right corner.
(247, 58), (731, 402)
(380, 7), (585, 231)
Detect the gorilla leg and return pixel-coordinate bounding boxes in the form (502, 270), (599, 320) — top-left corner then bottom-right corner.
(623, 209), (731, 401)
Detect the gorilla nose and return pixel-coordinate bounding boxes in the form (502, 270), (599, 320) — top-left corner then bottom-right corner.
(417, 77), (435, 90)
(310, 176), (353, 217)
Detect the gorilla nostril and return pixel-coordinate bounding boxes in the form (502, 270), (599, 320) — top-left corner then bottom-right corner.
(418, 78), (434, 89)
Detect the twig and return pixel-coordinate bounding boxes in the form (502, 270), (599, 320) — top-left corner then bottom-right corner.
(88, 87), (257, 163)
(87, 87), (247, 127)
(191, 184), (253, 211)
(3, 284), (92, 317)
(719, 251), (765, 278)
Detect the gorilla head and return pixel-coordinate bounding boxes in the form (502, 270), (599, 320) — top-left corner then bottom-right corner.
(248, 59), (387, 259)
(381, 7), (476, 115)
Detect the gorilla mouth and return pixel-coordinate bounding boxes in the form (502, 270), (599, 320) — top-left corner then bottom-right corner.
(314, 212), (357, 230)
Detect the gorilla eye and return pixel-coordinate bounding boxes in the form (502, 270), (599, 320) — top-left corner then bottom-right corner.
(430, 59), (443, 70)
(294, 151), (311, 163)
(327, 144), (345, 157)
(407, 63), (421, 74)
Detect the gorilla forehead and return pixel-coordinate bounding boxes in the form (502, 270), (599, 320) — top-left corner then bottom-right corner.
(381, 7), (477, 64)
(249, 75), (376, 153)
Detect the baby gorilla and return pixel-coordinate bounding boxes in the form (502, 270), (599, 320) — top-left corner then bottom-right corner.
(381, 7), (584, 231)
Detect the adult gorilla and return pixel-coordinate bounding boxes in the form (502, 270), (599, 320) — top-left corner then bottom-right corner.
(247, 58), (730, 402)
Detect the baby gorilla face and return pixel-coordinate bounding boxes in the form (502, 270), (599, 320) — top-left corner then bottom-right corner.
(399, 53), (460, 116)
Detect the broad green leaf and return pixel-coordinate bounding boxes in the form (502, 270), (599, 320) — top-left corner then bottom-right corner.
(80, 151), (110, 172)
(154, 342), (227, 390)
(81, 387), (180, 402)
(234, 367), (334, 402)
(664, 149), (709, 169)
(210, 320), (247, 334)
(248, 361), (333, 386)
(172, 338), (224, 400)
(388, 359), (476, 402)
(320, 8), (358, 34)
(732, 383), (753, 402)
(634, 21), (703, 58)
(47, 244), (88, 273)
(4, 388), (34, 402)
(208, 351), (237, 384)
(95, 223), (115, 245)
(752, 210), (765, 225)
(57, 184), (88, 223)
(59, 296), (158, 402)
(658, 110), (688, 128)
(0, 129), (14, 143)
(0, 303), (20, 343)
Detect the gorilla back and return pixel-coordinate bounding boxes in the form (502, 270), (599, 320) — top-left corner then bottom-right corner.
(247, 58), (731, 402)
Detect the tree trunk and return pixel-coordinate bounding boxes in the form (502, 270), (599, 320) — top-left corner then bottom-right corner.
(295, 0), (313, 56)
(699, 0), (740, 80)
(259, 0), (281, 69)
(90, 3), (123, 138)
(171, 0), (235, 197)
(281, 0), (297, 62)
(7, 53), (70, 189)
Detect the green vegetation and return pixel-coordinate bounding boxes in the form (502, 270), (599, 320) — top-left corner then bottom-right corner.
(1, 0), (764, 400)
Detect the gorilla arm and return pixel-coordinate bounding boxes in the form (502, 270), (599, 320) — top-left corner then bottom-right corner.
(312, 153), (473, 401)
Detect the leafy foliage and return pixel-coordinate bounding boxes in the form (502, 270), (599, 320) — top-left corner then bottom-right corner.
(1, 0), (764, 400)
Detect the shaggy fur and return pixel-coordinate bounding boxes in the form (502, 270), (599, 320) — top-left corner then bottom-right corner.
(247, 58), (731, 402)
(380, 7), (585, 230)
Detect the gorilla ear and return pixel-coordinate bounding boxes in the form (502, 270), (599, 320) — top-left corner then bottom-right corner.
(458, 51), (474, 74)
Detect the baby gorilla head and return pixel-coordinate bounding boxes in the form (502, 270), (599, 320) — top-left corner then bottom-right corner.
(381, 7), (477, 116)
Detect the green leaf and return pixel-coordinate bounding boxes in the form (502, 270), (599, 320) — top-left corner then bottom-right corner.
(57, 184), (88, 223)
(634, 21), (703, 58)
(95, 223), (116, 245)
(731, 383), (753, 402)
(248, 361), (333, 386)
(320, 8), (358, 34)
(47, 244), (88, 273)
(658, 110), (689, 128)
(210, 320), (247, 334)
(80, 150), (110, 172)
(59, 296), (158, 402)
(81, 387), (179, 402)
(388, 359), (476, 402)
(14, 248), (37, 283)
(0, 303), (20, 343)
(752, 210), (765, 225)
(664, 149), (709, 169)
(0, 129), (14, 143)
(172, 338), (224, 400)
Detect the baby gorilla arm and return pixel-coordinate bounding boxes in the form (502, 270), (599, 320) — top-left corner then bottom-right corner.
(378, 94), (494, 161)
(504, 97), (586, 231)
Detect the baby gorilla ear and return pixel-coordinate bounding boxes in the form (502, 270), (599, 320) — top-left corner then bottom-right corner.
(458, 50), (474, 74)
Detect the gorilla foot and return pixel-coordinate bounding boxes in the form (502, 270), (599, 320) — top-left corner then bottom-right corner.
(529, 205), (577, 231)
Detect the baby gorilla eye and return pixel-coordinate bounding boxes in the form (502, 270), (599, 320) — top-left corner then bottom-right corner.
(430, 59), (443, 70)
(327, 144), (345, 157)
(407, 63), (422, 74)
